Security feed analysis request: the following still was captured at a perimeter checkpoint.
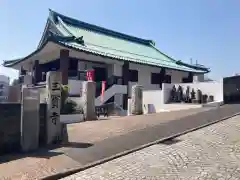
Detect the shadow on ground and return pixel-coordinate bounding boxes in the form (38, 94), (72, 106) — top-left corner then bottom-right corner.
(158, 138), (182, 145)
(0, 141), (93, 164)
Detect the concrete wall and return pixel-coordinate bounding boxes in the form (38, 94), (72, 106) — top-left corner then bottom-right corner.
(7, 85), (21, 103)
(0, 103), (47, 155)
(0, 103), (21, 155)
(142, 80), (223, 113)
(142, 90), (163, 113)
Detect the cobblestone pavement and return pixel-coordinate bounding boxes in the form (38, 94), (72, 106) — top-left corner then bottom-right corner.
(62, 115), (240, 180)
(0, 108), (206, 180)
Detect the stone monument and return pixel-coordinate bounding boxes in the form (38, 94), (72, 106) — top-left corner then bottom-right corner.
(46, 71), (62, 144)
(131, 85), (143, 115)
(21, 87), (40, 152)
(82, 81), (97, 121)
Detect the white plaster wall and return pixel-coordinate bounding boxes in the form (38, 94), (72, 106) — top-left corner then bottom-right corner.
(128, 63), (160, 96)
(166, 69), (189, 83)
(193, 74), (204, 82)
(68, 79), (84, 95)
(128, 63), (189, 97)
(113, 64), (122, 76)
(78, 60), (106, 71)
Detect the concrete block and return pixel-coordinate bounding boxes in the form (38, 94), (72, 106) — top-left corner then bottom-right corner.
(21, 87), (40, 152)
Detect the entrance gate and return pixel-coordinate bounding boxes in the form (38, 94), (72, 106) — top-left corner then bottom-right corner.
(223, 75), (240, 103)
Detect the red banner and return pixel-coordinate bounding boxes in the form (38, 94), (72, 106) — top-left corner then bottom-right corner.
(101, 81), (106, 103)
(86, 69), (95, 81)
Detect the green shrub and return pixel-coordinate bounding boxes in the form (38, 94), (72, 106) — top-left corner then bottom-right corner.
(60, 85), (77, 114)
(61, 99), (77, 114)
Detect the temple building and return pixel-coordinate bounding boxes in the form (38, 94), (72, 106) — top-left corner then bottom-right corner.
(3, 9), (209, 109)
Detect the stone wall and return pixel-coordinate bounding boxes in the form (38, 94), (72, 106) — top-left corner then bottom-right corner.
(39, 103), (47, 146)
(0, 103), (47, 155)
(0, 103), (21, 155)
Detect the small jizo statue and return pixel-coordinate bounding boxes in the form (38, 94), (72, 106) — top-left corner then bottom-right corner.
(185, 86), (190, 103)
(177, 85), (183, 102)
(191, 88), (196, 100)
(196, 89), (202, 103)
(170, 85), (177, 102)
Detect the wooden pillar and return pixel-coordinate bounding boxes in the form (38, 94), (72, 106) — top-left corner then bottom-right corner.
(60, 49), (69, 85)
(122, 62), (129, 110)
(159, 68), (166, 89)
(188, 72), (193, 83)
(33, 60), (41, 84)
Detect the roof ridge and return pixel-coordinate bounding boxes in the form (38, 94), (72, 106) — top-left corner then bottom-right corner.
(149, 44), (178, 62)
(48, 9), (153, 46)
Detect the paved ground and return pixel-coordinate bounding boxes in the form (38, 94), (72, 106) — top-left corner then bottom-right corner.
(0, 104), (240, 179)
(63, 114), (240, 180)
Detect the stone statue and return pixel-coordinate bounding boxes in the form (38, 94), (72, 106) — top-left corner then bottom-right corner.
(177, 85), (183, 102)
(190, 88), (196, 101)
(207, 95), (214, 103)
(185, 86), (190, 103)
(170, 85), (177, 102)
(196, 89), (202, 104)
(131, 85), (143, 115)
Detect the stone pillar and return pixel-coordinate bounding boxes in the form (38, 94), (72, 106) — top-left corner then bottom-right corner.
(187, 72), (193, 83)
(113, 64), (123, 107)
(82, 81), (97, 121)
(23, 74), (32, 85)
(159, 68), (166, 89)
(33, 60), (41, 84)
(21, 87), (40, 152)
(130, 85), (143, 115)
(46, 71), (62, 144)
(60, 49), (69, 85)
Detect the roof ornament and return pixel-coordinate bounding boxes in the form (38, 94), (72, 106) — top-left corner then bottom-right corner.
(149, 40), (155, 46)
(74, 36), (84, 44)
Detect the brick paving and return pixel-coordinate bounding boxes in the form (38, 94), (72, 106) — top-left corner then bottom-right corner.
(0, 105), (239, 180)
(62, 115), (240, 180)
(67, 107), (209, 143)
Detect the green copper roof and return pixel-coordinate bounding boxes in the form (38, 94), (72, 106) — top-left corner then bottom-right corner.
(3, 9), (209, 73)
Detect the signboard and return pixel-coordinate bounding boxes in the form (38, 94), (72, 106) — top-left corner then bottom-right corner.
(86, 69), (95, 81)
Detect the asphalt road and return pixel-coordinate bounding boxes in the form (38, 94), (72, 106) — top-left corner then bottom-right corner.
(64, 104), (240, 165)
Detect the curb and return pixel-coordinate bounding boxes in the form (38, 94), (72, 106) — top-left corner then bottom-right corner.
(42, 112), (240, 180)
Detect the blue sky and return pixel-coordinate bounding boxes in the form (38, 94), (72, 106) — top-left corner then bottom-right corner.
(1, 0), (239, 81)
